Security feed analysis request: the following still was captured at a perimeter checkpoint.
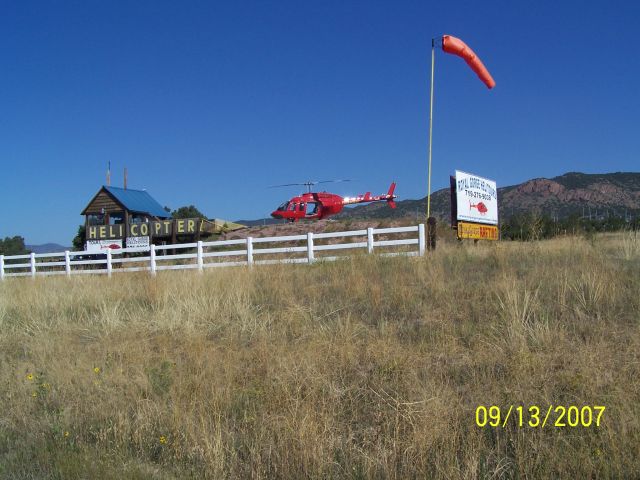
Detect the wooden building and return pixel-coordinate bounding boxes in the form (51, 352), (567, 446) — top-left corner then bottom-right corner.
(81, 185), (210, 250)
(82, 185), (170, 229)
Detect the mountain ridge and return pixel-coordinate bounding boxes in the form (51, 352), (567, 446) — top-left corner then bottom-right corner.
(335, 171), (640, 222)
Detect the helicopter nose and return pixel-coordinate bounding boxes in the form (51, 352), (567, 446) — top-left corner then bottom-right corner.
(271, 211), (282, 219)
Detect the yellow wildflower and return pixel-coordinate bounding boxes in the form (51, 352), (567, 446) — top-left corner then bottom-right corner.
(159, 435), (167, 444)
(31, 391), (38, 397)
(93, 367), (101, 374)
(64, 431), (70, 438)
(26, 373), (34, 381)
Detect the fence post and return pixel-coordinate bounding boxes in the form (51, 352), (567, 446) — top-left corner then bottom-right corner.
(65, 251), (71, 276)
(106, 249), (112, 277)
(418, 224), (426, 256)
(150, 244), (157, 276)
(30, 252), (36, 278)
(427, 217), (437, 251)
(247, 237), (253, 266)
(307, 232), (314, 264)
(0, 255), (4, 281)
(197, 241), (204, 272)
(367, 227), (374, 254)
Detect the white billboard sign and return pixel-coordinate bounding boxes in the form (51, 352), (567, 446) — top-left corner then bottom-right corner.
(85, 239), (123, 253)
(455, 170), (498, 225)
(126, 236), (150, 250)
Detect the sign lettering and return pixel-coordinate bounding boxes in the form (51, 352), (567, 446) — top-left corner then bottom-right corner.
(457, 222), (499, 241)
(88, 219), (204, 239)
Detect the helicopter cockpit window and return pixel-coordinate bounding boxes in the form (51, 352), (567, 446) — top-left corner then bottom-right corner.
(289, 203), (297, 211)
(298, 203), (305, 212)
(305, 202), (319, 215)
(277, 202), (289, 211)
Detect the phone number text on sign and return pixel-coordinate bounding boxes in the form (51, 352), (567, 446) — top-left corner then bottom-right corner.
(464, 190), (493, 201)
(475, 405), (606, 428)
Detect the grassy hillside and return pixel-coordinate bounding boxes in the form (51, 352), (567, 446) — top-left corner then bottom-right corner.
(1, 233), (639, 478)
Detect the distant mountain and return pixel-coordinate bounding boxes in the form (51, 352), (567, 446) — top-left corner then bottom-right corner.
(26, 243), (71, 254)
(336, 172), (640, 222)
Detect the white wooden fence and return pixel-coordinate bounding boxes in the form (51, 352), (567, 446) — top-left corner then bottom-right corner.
(0, 224), (426, 279)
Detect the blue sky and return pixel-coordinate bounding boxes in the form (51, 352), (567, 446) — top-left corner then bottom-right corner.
(1, 0), (639, 245)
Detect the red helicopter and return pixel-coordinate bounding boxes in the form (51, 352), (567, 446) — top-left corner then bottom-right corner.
(270, 180), (397, 222)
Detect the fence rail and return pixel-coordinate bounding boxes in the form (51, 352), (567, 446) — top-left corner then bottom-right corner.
(0, 224), (426, 279)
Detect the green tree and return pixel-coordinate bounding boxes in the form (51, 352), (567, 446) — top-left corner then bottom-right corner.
(72, 225), (86, 251)
(0, 236), (30, 256)
(171, 205), (207, 219)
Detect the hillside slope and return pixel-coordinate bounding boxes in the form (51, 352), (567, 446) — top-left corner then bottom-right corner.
(336, 172), (640, 221)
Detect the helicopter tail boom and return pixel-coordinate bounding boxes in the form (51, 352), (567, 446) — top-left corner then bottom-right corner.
(342, 182), (397, 207)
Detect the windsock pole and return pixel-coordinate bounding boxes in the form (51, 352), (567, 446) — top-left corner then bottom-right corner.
(427, 38), (436, 219)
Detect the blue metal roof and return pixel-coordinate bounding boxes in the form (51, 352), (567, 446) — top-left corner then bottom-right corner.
(104, 186), (169, 218)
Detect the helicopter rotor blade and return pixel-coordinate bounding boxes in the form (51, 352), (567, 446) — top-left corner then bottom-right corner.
(268, 179), (352, 189)
(267, 183), (310, 188)
(315, 179), (351, 185)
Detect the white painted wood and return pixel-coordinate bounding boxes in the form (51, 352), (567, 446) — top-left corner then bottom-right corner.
(4, 254), (31, 260)
(307, 232), (314, 263)
(313, 255), (343, 262)
(202, 250), (247, 258)
(65, 251), (71, 276)
(67, 250), (92, 257)
(0, 225), (424, 279)
(156, 264), (199, 271)
(247, 237), (254, 265)
(380, 251), (419, 258)
(313, 242), (368, 251)
(201, 238), (247, 247)
(38, 261), (66, 267)
(33, 252), (66, 259)
(372, 226), (419, 234)
(252, 234), (307, 243)
(110, 256), (151, 264)
(115, 247), (151, 254)
(3, 263), (31, 269)
(256, 258), (308, 266)
(69, 259), (108, 266)
(373, 239), (418, 247)
(150, 244), (157, 275)
(74, 269), (109, 275)
(203, 261), (247, 268)
(106, 249), (112, 277)
(30, 252), (36, 278)
(154, 242), (198, 251)
(154, 253), (197, 261)
(253, 246), (307, 255)
(314, 229), (368, 239)
(197, 241), (203, 271)
(113, 266), (151, 273)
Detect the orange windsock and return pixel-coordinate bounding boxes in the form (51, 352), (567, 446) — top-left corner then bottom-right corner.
(442, 35), (495, 89)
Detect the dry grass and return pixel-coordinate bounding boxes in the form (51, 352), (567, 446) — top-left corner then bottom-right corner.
(0, 233), (639, 479)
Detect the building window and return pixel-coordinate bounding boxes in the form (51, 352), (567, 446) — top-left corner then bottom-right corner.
(87, 214), (104, 226)
(109, 212), (125, 225)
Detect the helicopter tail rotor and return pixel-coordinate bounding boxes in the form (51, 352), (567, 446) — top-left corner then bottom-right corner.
(386, 182), (397, 208)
